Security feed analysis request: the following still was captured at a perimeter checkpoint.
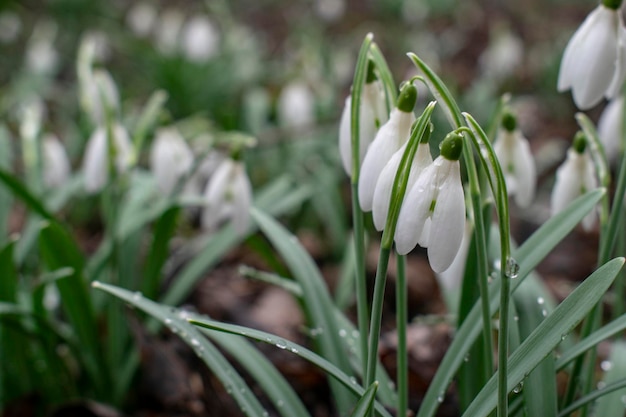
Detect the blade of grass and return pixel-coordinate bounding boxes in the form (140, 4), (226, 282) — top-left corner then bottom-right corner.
(350, 382), (379, 417)
(461, 257), (625, 417)
(251, 207), (356, 414)
(92, 281), (270, 417)
(594, 341), (626, 416)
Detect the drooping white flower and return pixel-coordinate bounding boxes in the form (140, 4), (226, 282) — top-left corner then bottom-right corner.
(150, 127), (194, 195)
(154, 9), (185, 56)
(371, 140), (432, 231)
(81, 69), (120, 127)
(494, 113), (536, 207)
(339, 76), (388, 177)
(598, 96), (624, 162)
(395, 132), (466, 273)
(42, 134), (71, 189)
(26, 20), (58, 75)
(183, 150), (226, 197)
(277, 81), (315, 131)
(126, 2), (158, 38)
(358, 84), (417, 212)
(551, 134), (598, 231)
(201, 158), (252, 236)
(181, 15), (220, 62)
(82, 124), (133, 193)
(557, 4), (626, 109)
(479, 23), (524, 81)
(314, 0), (346, 22)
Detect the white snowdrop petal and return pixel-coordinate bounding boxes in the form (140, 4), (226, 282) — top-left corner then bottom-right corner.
(512, 132), (536, 207)
(607, 26), (626, 98)
(598, 96), (624, 159)
(394, 164), (436, 255)
(372, 146), (404, 231)
(338, 96), (352, 175)
(428, 163), (465, 273)
(150, 128), (194, 194)
(231, 164), (253, 236)
(558, 6), (599, 92)
(83, 128), (108, 193)
(42, 135), (71, 189)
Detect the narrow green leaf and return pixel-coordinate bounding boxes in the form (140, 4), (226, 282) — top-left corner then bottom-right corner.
(92, 281), (270, 417)
(251, 207), (356, 414)
(514, 275), (558, 417)
(0, 168), (53, 220)
(189, 317), (393, 417)
(0, 126), (13, 245)
(38, 221), (109, 399)
(142, 205), (180, 299)
(417, 189), (606, 417)
(350, 382), (379, 417)
(594, 341), (626, 417)
(462, 258), (625, 417)
(557, 314), (626, 370)
(132, 90), (168, 153)
(558, 378), (626, 417)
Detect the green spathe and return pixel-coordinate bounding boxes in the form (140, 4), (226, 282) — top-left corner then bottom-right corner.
(602, 0), (622, 10)
(440, 132), (464, 161)
(396, 84), (417, 113)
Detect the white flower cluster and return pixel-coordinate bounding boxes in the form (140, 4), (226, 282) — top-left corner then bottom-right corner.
(558, 2), (626, 109)
(126, 3), (220, 63)
(340, 82), (466, 273)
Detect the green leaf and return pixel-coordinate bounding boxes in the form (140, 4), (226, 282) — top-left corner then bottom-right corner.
(188, 317), (393, 417)
(594, 341), (626, 417)
(350, 382), (379, 417)
(0, 168), (53, 220)
(558, 378), (626, 417)
(417, 188), (605, 417)
(92, 281), (271, 417)
(251, 207), (356, 414)
(0, 126), (13, 245)
(462, 258), (625, 417)
(132, 90), (168, 153)
(557, 314), (626, 370)
(38, 221), (110, 399)
(142, 205), (180, 299)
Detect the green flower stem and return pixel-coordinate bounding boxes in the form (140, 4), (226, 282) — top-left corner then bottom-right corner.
(350, 33), (374, 377)
(460, 116), (513, 417)
(365, 246), (391, 387)
(406, 57), (496, 398)
(396, 254), (408, 417)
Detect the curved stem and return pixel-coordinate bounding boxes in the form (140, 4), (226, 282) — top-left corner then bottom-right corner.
(396, 255), (408, 417)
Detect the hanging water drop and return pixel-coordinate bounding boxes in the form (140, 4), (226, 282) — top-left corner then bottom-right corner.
(537, 297), (545, 305)
(132, 291), (142, 301)
(504, 257), (519, 279)
(512, 381), (524, 394)
(601, 360), (613, 372)
(275, 339), (288, 350)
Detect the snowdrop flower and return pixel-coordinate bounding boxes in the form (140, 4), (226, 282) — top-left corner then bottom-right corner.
(551, 132), (598, 231)
(358, 83), (417, 212)
(395, 132), (466, 273)
(339, 63), (388, 176)
(494, 112), (536, 207)
(42, 134), (71, 189)
(201, 158), (252, 236)
(154, 9), (184, 56)
(479, 23), (523, 81)
(81, 69), (120, 126)
(150, 127), (194, 195)
(314, 0), (346, 22)
(126, 2), (157, 38)
(557, 2), (626, 109)
(0, 11), (21, 44)
(82, 124), (133, 193)
(277, 81), (315, 131)
(598, 96), (624, 162)
(371, 127), (432, 231)
(26, 21), (58, 75)
(181, 15), (220, 62)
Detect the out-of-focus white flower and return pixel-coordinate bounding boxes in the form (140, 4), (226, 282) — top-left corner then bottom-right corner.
(82, 124), (133, 193)
(183, 150), (225, 197)
(150, 127), (194, 195)
(277, 81), (315, 131)
(81, 69), (121, 126)
(358, 84), (417, 212)
(181, 15), (220, 62)
(395, 132), (465, 273)
(154, 9), (184, 56)
(494, 113), (536, 207)
(201, 158), (252, 236)
(551, 134), (598, 231)
(372, 141), (432, 231)
(0, 11), (21, 44)
(126, 2), (158, 38)
(26, 21), (58, 74)
(314, 0), (346, 22)
(479, 24), (523, 81)
(598, 96), (624, 162)
(339, 78), (388, 176)
(557, 4), (626, 109)
(83, 30), (111, 62)
(42, 134), (71, 189)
